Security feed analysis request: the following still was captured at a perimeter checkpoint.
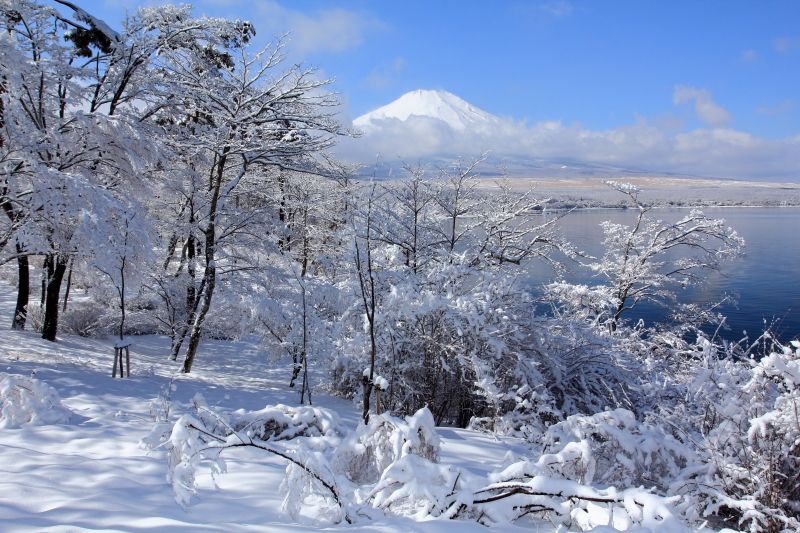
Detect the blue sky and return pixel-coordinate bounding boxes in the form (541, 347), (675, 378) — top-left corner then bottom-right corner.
(77, 0), (800, 179)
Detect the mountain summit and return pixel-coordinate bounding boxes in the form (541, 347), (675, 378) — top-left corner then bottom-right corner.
(353, 90), (500, 131)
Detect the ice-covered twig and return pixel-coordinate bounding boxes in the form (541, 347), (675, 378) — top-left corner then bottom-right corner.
(189, 431), (354, 523)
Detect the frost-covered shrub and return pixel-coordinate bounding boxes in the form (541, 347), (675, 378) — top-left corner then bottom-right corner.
(150, 394), (693, 530)
(365, 449), (689, 531)
(328, 167), (595, 428)
(114, 292), (162, 335)
(332, 407), (440, 484)
(119, 312), (161, 335)
(142, 394), (347, 510)
(540, 408), (692, 491)
(59, 301), (107, 337)
(336, 262), (553, 427)
(227, 403), (346, 442)
(467, 313), (638, 439)
(368, 453), (462, 519)
(544, 281), (618, 324)
(664, 338), (800, 533)
(536, 326), (800, 532)
(477, 462), (688, 531)
(0, 373), (72, 428)
(467, 381), (559, 442)
(281, 445), (351, 525)
(0, 261), (18, 286)
(526, 317), (637, 417)
(201, 301), (252, 340)
(26, 305), (44, 333)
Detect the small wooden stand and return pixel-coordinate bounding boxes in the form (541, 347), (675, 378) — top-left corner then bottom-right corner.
(113, 339), (132, 378)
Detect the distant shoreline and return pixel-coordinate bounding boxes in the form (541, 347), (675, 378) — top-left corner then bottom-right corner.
(538, 203), (800, 212)
(476, 175), (800, 209)
(536, 198), (800, 209)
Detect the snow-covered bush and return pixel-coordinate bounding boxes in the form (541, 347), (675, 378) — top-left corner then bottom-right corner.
(199, 300), (252, 341)
(26, 305), (44, 334)
(0, 261), (18, 286)
(362, 444), (689, 531)
(529, 317), (638, 417)
(142, 393), (348, 510)
(662, 338), (800, 533)
(150, 394), (692, 531)
(366, 453), (463, 519)
(544, 280), (618, 324)
(331, 160), (570, 426)
(59, 301), (107, 337)
(281, 444), (353, 525)
(539, 408), (692, 491)
(0, 373), (72, 427)
(524, 314), (800, 532)
(332, 407), (439, 484)
(335, 256), (567, 428)
(465, 312), (640, 441)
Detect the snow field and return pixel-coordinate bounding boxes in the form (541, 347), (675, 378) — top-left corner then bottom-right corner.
(0, 282), (531, 532)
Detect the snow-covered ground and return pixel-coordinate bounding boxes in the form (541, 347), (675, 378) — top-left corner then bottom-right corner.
(0, 282), (534, 532)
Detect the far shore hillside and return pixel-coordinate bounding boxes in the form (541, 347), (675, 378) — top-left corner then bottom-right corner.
(477, 176), (800, 209)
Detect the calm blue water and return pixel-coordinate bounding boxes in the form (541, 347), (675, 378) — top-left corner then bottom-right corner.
(523, 207), (800, 343)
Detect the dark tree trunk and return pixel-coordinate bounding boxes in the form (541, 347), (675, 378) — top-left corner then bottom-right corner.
(169, 216), (197, 360)
(41, 254), (50, 308)
(181, 151), (233, 373)
(170, 235), (198, 358)
(41, 254), (68, 341)
(62, 258), (73, 312)
(278, 173), (288, 252)
(118, 254), (126, 340)
(181, 242), (215, 373)
(12, 247), (28, 330)
(185, 233), (196, 313)
(169, 274), (204, 361)
(289, 347), (301, 387)
(361, 374), (373, 425)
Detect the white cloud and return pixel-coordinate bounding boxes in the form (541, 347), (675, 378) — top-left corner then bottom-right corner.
(252, 1), (384, 54)
(653, 111), (684, 132)
(773, 37), (800, 53)
(672, 85), (733, 128)
(540, 1), (573, 18)
(756, 100), (795, 115)
(364, 57), (406, 89)
(740, 49), (759, 63)
(336, 111), (800, 182)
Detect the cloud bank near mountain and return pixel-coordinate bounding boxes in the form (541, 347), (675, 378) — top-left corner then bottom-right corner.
(338, 89), (800, 182)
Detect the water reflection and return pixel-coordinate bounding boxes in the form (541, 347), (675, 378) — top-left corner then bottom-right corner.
(521, 207), (800, 343)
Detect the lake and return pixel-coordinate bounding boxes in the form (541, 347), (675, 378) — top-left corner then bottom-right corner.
(522, 206), (800, 344)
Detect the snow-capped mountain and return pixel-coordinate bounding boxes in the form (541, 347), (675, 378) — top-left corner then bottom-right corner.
(353, 89), (500, 131)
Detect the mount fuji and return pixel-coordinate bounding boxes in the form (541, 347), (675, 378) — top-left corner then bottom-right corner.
(341, 89), (800, 183)
(353, 89), (501, 132)
(344, 89), (707, 183)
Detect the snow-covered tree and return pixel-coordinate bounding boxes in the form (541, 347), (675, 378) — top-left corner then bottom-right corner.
(83, 208), (153, 340)
(145, 28), (350, 372)
(0, 0), (156, 339)
(331, 157), (572, 427)
(593, 181), (744, 329)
